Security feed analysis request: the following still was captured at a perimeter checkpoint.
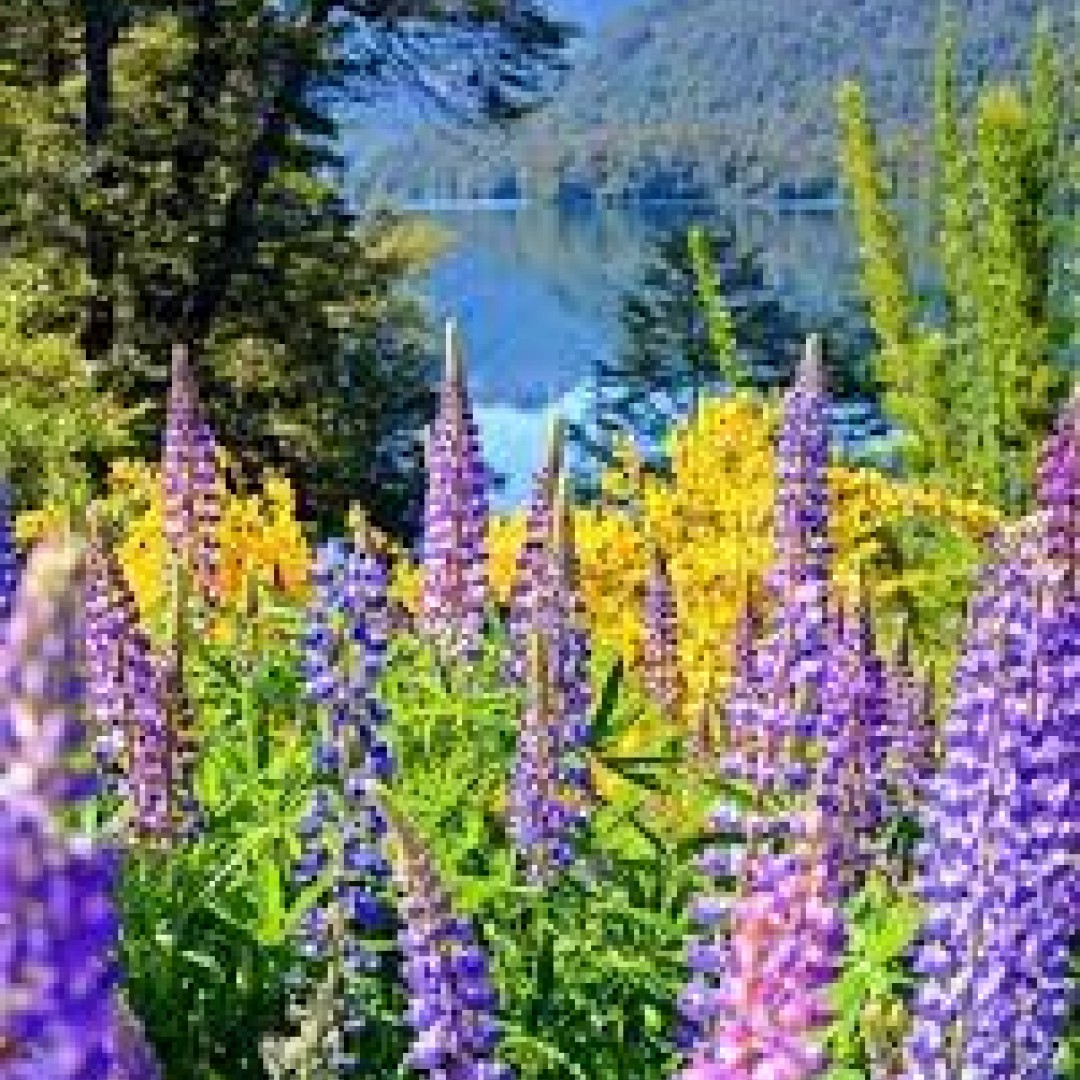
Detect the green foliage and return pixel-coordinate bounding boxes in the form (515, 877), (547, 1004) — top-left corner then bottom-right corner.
(0, 256), (136, 515)
(117, 606), (314, 1079)
(837, 9), (1075, 510)
(687, 225), (740, 389)
(824, 875), (922, 1080)
(381, 630), (697, 1080)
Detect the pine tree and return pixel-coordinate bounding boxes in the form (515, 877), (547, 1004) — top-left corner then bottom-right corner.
(577, 217), (806, 481)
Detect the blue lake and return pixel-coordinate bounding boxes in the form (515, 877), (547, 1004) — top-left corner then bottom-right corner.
(412, 198), (901, 509)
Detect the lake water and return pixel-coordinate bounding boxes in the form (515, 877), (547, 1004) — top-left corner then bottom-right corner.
(413, 198), (895, 509)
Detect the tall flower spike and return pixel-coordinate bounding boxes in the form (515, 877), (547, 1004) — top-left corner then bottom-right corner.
(158, 584), (203, 842)
(884, 618), (937, 816)
(550, 472), (593, 797)
(506, 414), (564, 684)
(903, 530), (1078, 1079)
(734, 335), (833, 795)
(1036, 378), (1080, 592)
(0, 537), (161, 1079)
(162, 342), (222, 603)
(722, 578), (766, 781)
(85, 517), (135, 785)
(507, 471), (592, 885)
(508, 634), (575, 885)
(420, 319), (490, 663)
(814, 579), (890, 899)
(642, 546), (683, 721)
(84, 517), (186, 845)
(285, 533), (394, 1075)
(677, 809), (844, 1080)
(390, 812), (512, 1080)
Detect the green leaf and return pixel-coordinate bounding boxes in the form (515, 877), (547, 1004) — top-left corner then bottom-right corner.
(254, 858), (285, 945)
(589, 657), (624, 744)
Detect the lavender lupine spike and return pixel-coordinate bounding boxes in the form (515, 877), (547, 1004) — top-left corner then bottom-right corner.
(420, 320), (490, 663)
(389, 813), (512, 1080)
(642, 546), (683, 720)
(903, 528), (1077, 1080)
(506, 415), (564, 684)
(85, 522), (135, 785)
(550, 473), (593, 801)
(508, 634), (576, 885)
(1036, 380), (1080, 591)
(283, 533), (394, 1075)
(507, 472), (592, 884)
(814, 581), (891, 899)
(721, 580), (766, 779)
(84, 522), (186, 845)
(728, 336), (832, 795)
(162, 343), (222, 602)
(0, 538), (161, 1079)
(156, 636), (203, 842)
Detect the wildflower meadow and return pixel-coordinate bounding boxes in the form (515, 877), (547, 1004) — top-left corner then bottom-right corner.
(0, 318), (1076, 1080)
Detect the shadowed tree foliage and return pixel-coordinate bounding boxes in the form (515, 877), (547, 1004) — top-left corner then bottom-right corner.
(0, 0), (575, 537)
(570, 218), (823, 491)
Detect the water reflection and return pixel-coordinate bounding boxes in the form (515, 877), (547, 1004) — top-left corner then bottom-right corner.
(416, 198), (896, 508)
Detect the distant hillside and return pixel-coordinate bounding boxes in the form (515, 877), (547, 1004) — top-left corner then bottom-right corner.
(358, 0), (1074, 202)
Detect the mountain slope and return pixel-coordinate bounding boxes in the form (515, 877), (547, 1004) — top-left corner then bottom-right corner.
(359, 0), (1074, 201)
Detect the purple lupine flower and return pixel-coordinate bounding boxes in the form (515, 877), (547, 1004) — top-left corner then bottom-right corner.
(390, 815), (512, 1080)
(152, 634), (203, 844)
(1036, 381), (1080, 591)
(420, 320), (490, 663)
(508, 634), (576, 885)
(725, 337), (832, 796)
(814, 583), (891, 899)
(290, 532), (394, 1072)
(0, 480), (19, 637)
(84, 523), (190, 845)
(505, 416), (563, 685)
(162, 343), (222, 603)
(642, 547), (683, 719)
(0, 537), (161, 1079)
(85, 525), (134, 783)
(720, 581), (767, 779)
(764, 335), (832, 771)
(903, 525), (1078, 1079)
(507, 476), (592, 885)
(549, 475), (593, 795)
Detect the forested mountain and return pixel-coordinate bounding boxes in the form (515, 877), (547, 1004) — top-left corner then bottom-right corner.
(360, 0), (1075, 202)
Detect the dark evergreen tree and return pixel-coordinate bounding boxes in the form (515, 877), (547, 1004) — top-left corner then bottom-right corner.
(570, 217), (807, 485)
(0, 0), (575, 538)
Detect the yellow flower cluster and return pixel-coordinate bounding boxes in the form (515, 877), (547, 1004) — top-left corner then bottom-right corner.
(15, 458), (313, 635)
